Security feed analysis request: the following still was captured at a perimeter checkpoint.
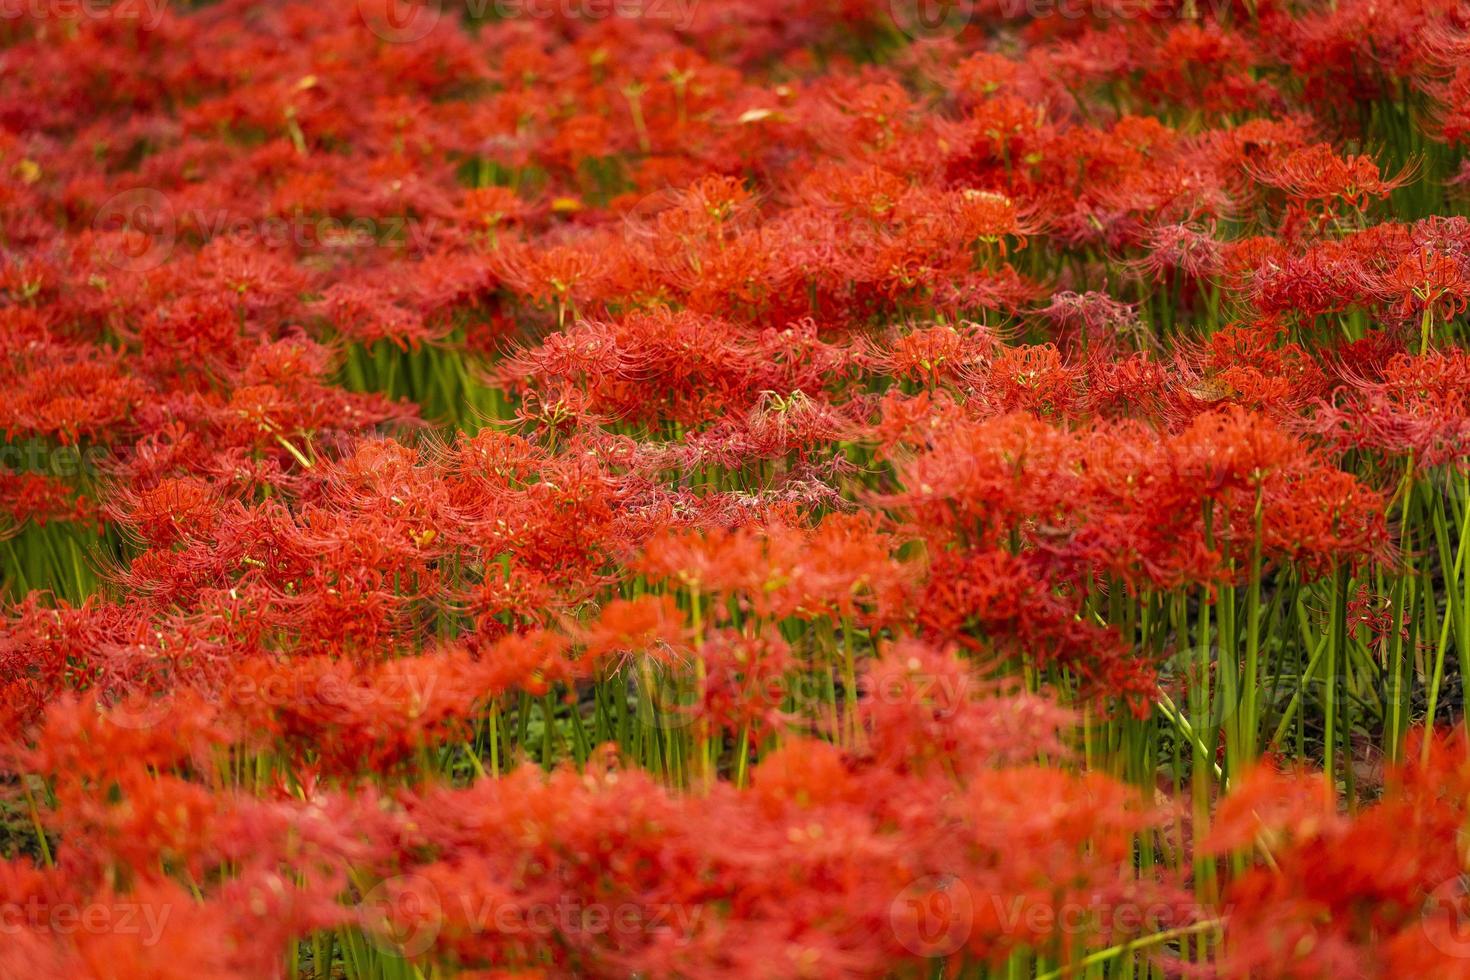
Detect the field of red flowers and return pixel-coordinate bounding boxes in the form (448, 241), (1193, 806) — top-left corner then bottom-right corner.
(3, 0), (1470, 976)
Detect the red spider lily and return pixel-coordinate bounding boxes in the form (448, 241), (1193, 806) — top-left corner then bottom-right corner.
(861, 638), (1072, 775)
(1373, 247), (1470, 325)
(0, 342), (143, 446)
(863, 321), (999, 389)
(0, 472), (99, 533)
(3, 2), (1470, 976)
(1134, 221), (1225, 283)
(313, 280), (442, 350)
(497, 309), (852, 428)
(1037, 291), (1142, 353)
(1207, 729), (1470, 978)
(1312, 348), (1470, 469)
(490, 242), (612, 327)
(637, 514), (917, 626)
(1245, 143), (1412, 212)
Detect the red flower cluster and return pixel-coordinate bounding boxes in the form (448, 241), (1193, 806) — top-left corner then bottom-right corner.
(2, 0), (1469, 977)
